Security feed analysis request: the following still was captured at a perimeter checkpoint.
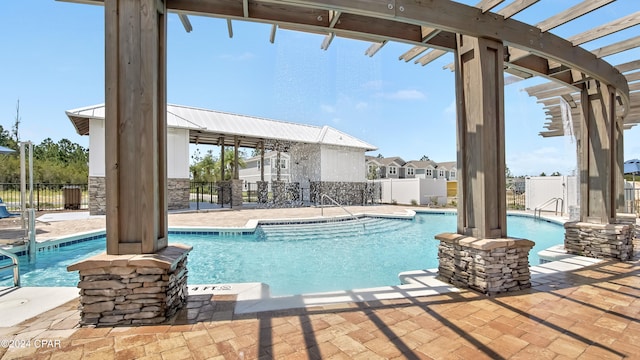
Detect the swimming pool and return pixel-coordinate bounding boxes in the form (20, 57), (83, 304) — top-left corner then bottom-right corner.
(0, 213), (564, 295)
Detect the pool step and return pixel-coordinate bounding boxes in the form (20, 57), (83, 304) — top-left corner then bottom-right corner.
(258, 217), (413, 241)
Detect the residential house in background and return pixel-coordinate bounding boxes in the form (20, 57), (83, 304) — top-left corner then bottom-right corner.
(366, 156), (456, 180)
(239, 151), (291, 185)
(366, 156), (407, 179)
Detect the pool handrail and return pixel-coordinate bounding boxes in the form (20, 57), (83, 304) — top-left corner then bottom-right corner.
(320, 194), (365, 229)
(0, 247), (20, 287)
(534, 197), (564, 219)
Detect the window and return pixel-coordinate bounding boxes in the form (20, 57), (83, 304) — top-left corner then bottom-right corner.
(450, 170), (456, 179)
(389, 166), (397, 175)
(273, 159), (287, 169)
(426, 169), (433, 177)
(439, 169), (445, 177)
(406, 168), (414, 176)
(257, 160), (261, 169)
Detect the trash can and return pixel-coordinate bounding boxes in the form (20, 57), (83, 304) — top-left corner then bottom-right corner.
(63, 186), (81, 210)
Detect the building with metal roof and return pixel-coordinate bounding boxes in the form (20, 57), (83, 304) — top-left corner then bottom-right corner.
(66, 103), (377, 214)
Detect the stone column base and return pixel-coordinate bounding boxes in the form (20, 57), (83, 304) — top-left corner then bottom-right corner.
(231, 179), (243, 209)
(67, 244), (192, 327)
(257, 181), (269, 204)
(272, 181), (286, 205)
(564, 216), (635, 261)
(435, 233), (534, 295)
(217, 181), (231, 206)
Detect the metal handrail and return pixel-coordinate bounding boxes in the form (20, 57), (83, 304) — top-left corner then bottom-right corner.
(0, 248), (20, 287)
(320, 194), (365, 229)
(534, 197), (564, 219)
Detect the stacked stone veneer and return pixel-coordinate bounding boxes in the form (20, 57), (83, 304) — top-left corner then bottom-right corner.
(231, 179), (243, 208)
(310, 181), (376, 206)
(257, 181), (269, 203)
(435, 233), (534, 295)
(88, 176), (189, 215)
(564, 216), (635, 261)
(67, 244), (192, 327)
(88, 176), (106, 215)
(217, 181), (232, 206)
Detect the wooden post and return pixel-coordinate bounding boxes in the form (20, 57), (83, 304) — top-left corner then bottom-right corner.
(105, 0), (167, 255)
(455, 35), (506, 239)
(234, 135), (240, 180)
(220, 140), (225, 181)
(260, 141), (265, 182)
(578, 80), (621, 223)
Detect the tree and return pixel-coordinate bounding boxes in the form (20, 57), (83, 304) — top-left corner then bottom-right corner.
(420, 155), (430, 162)
(0, 124), (17, 149)
(190, 149), (217, 182)
(376, 153), (384, 158)
(540, 172), (547, 176)
(367, 165), (379, 180)
(551, 171), (561, 176)
(505, 165), (513, 178)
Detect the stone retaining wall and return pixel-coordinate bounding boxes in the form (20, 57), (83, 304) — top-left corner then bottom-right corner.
(564, 217), (635, 261)
(88, 176), (190, 215)
(67, 244), (192, 327)
(435, 233), (534, 295)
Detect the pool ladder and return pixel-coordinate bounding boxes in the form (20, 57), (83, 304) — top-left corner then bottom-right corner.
(320, 194), (366, 230)
(0, 248), (20, 287)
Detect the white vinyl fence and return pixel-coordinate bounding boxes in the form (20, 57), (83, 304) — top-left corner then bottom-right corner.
(372, 178), (447, 206)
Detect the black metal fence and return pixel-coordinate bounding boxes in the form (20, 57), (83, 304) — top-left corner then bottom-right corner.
(0, 183), (89, 211)
(506, 190), (526, 210)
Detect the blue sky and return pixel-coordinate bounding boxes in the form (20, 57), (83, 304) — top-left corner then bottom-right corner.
(1, 0), (638, 176)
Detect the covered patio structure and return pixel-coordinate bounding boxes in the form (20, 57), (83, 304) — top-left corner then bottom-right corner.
(66, 103), (376, 213)
(62, 0), (637, 325)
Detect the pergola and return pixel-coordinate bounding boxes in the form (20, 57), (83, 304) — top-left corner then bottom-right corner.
(60, 0), (636, 256)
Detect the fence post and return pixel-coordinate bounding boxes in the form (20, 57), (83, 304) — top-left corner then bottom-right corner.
(36, 184), (40, 211)
(196, 186), (200, 211)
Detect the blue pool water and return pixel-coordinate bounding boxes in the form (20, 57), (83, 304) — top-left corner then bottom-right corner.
(0, 213), (564, 295)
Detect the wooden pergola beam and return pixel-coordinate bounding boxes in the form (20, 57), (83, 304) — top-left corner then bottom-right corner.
(60, 0), (630, 101)
(567, 11), (640, 46)
(536, 0), (614, 32)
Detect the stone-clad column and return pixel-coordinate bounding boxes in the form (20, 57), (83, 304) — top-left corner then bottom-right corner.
(454, 35), (507, 239)
(69, 0), (192, 327)
(578, 80), (623, 224)
(435, 35), (533, 293)
(564, 80), (634, 261)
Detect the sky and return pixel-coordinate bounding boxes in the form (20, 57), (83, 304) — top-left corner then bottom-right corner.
(0, 0), (638, 177)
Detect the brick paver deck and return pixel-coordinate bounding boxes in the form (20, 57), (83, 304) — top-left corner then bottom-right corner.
(0, 256), (637, 359)
(0, 208), (637, 359)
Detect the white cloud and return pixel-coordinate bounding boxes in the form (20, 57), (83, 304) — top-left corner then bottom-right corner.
(362, 80), (383, 91)
(355, 102), (368, 110)
(387, 89), (426, 100)
(320, 104), (335, 113)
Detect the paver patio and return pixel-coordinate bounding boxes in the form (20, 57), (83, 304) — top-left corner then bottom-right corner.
(0, 207), (638, 359)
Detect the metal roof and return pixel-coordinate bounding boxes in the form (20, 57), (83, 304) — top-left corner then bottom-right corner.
(65, 104), (377, 151)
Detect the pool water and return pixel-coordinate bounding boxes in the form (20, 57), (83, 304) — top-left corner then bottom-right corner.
(0, 213), (564, 295)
